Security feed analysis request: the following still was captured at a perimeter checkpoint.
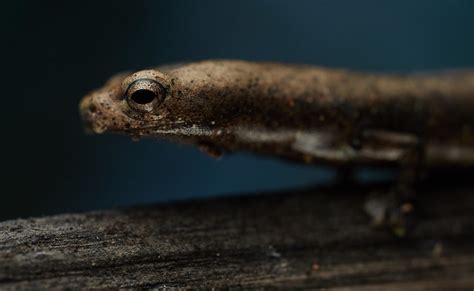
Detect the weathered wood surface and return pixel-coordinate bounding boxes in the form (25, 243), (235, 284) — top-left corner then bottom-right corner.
(0, 178), (473, 289)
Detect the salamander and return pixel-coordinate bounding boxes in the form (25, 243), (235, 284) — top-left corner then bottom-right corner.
(79, 60), (474, 235)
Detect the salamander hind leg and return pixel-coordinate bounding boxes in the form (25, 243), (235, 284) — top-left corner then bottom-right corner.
(364, 145), (422, 237)
(360, 131), (423, 237)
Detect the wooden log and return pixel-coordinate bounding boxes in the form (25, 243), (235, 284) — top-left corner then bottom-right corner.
(0, 178), (473, 289)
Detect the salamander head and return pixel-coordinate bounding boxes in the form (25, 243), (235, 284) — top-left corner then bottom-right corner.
(79, 69), (218, 141)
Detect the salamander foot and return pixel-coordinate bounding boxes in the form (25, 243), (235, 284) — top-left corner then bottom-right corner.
(364, 190), (417, 237)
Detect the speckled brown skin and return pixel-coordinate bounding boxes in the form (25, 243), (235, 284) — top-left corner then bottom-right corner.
(80, 60), (474, 168)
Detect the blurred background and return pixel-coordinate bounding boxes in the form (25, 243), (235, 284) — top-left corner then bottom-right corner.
(2, 0), (473, 221)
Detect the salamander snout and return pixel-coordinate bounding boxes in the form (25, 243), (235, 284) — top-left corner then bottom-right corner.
(79, 85), (132, 134)
(79, 94), (109, 134)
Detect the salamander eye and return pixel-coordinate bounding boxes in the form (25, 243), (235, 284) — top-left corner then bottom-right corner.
(125, 79), (165, 112)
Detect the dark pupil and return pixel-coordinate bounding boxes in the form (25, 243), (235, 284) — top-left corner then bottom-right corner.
(130, 89), (156, 104)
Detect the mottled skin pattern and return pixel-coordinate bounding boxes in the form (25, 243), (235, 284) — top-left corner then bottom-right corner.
(80, 60), (474, 235)
(80, 60), (474, 167)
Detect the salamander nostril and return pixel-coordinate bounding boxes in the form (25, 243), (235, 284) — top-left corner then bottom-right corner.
(130, 89), (157, 104)
(88, 104), (97, 113)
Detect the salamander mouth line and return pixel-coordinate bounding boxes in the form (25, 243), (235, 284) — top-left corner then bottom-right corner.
(123, 124), (215, 137)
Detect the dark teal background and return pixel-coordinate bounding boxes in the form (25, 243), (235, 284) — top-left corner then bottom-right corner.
(2, 0), (473, 220)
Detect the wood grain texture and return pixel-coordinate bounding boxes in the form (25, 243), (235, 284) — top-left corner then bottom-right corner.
(0, 179), (473, 289)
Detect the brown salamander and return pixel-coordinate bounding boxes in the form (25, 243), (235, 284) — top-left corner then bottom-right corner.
(79, 60), (474, 234)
